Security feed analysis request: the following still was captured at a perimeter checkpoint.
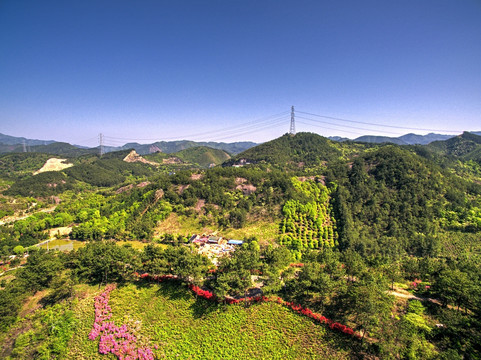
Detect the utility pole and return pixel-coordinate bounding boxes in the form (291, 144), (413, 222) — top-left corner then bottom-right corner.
(99, 133), (104, 157)
(289, 106), (296, 136)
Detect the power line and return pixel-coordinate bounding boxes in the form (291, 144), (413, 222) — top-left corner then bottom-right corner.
(296, 110), (463, 133)
(104, 111), (290, 142)
(188, 116), (290, 142)
(297, 115), (400, 135)
(77, 135), (100, 144)
(207, 118), (288, 142)
(296, 120), (364, 136)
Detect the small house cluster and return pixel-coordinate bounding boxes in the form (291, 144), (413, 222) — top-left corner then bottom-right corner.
(189, 234), (244, 265)
(232, 158), (251, 167)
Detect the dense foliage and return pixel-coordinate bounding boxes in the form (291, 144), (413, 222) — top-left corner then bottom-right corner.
(226, 132), (342, 168)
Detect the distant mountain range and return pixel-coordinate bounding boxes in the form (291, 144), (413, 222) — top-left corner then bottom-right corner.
(104, 140), (257, 156)
(0, 133), (56, 146)
(328, 132), (473, 145)
(0, 133), (256, 156)
(2, 131), (481, 156)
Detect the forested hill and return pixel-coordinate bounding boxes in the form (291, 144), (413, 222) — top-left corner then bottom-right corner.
(226, 132), (342, 167)
(426, 131), (481, 160)
(1, 145), (233, 197)
(173, 146), (230, 167)
(0, 142), (97, 157)
(221, 132), (481, 257)
(0, 133), (56, 146)
(333, 145), (481, 257)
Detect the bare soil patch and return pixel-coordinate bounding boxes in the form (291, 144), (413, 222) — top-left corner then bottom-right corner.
(190, 173), (203, 180)
(34, 158), (73, 175)
(195, 199), (205, 211)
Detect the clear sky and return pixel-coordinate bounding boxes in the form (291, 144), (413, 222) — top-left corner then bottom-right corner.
(1, 0), (480, 146)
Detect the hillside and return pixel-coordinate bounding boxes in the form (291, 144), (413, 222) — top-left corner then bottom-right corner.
(28, 142), (98, 157)
(0, 153), (53, 179)
(0, 133), (56, 146)
(427, 132), (481, 160)
(33, 158), (73, 175)
(144, 146), (231, 168)
(61, 282), (354, 359)
(227, 132), (341, 167)
(333, 145), (481, 255)
(175, 146), (230, 167)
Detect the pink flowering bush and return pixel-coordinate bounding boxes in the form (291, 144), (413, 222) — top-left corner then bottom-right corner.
(410, 278), (422, 289)
(89, 284), (156, 360)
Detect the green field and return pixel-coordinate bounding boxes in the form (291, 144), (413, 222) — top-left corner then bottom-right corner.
(66, 282), (355, 360)
(38, 239), (85, 251)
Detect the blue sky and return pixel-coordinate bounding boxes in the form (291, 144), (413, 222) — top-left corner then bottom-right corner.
(1, 0), (480, 146)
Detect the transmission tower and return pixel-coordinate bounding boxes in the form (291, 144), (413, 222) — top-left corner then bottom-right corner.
(289, 106), (296, 136)
(23, 140), (27, 152)
(99, 133), (104, 157)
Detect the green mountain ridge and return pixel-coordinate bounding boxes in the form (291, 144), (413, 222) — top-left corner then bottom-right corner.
(0, 133), (256, 156)
(427, 131), (481, 161)
(227, 132), (342, 167)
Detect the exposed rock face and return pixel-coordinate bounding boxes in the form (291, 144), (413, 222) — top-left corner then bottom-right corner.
(34, 158), (73, 175)
(149, 145), (162, 153)
(123, 150), (159, 166)
(116, 181), (151, 194)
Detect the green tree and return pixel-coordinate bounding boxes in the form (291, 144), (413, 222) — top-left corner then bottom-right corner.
(72, 241), (140, 284)
(17, 249), (63, 292)
(13, 245), (25, 256)
(215, 245), (260, 301)
(142, 244), (169, 274)
(342, 248), (365, 282)
(434, 269), (470, 310)
(343, 273), (393, 342)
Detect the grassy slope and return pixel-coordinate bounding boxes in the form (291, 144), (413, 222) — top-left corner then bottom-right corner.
(156, 213), (279, 242)
(68, 282), (354, 360)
